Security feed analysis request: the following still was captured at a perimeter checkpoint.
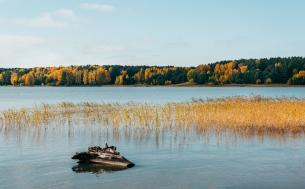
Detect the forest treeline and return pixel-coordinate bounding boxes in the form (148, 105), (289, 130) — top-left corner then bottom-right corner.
(1, 57), (305, 86)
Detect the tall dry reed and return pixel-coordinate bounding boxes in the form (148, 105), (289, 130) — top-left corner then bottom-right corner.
(1, 96), (305, 137)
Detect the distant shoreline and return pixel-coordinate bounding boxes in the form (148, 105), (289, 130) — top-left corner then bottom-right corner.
(2, 57), (305, 86)
(1, 83), (305, 87)
(174, 82), (305, 87)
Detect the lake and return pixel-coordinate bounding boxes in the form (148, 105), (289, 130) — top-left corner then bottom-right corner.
(1, 87), (305, 189)
(1, 86), (305, 109)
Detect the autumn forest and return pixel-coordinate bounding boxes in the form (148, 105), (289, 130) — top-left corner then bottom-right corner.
(1, 57), (305, 86)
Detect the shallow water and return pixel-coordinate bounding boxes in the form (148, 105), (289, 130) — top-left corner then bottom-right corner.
(1, 125), (305, 189)
(1, 87), (305, 189)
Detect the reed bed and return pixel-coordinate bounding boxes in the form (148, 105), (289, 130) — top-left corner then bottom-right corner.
(1, 96), (305, 138)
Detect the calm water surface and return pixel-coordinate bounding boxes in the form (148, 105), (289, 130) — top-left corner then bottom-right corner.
(0, 86), (305, 109)
(1, 87), (305, 189)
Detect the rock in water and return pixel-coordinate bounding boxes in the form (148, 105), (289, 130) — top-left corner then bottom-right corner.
(72, 145), (135, 168)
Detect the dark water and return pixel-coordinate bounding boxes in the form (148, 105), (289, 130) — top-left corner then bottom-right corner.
(1, 87), (305, 189)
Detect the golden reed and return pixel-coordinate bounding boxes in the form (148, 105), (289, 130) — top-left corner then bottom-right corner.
(1, 96), (305, 137)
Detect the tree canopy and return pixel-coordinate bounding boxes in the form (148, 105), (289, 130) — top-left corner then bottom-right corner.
(1, 57), (305, 86)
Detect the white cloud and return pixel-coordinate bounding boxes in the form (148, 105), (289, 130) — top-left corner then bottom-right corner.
(53, 9), (77, 21)
(0, 34), (45, 46)
(80, 3), (114, 12)
(14, 15), (65, 28)
(0, 35), (130, 68)
(7, 9), (76, 28)
(0, 34), (62, 68)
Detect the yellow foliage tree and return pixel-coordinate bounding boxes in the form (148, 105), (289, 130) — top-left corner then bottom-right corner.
(83, 70), (88, 85)
(88, 71), (96, 85)
(25, 72), (35, 86)
(115, 75), (124, 85)
(10, 72), (18, 86)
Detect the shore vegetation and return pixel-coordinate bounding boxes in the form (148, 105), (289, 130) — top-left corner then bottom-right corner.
(1, 57), (305, 86)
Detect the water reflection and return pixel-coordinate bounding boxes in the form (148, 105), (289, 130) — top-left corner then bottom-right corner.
(72, 163), (127, 175)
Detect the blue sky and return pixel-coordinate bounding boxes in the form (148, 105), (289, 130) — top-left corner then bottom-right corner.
(0, 0), (304, 68)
